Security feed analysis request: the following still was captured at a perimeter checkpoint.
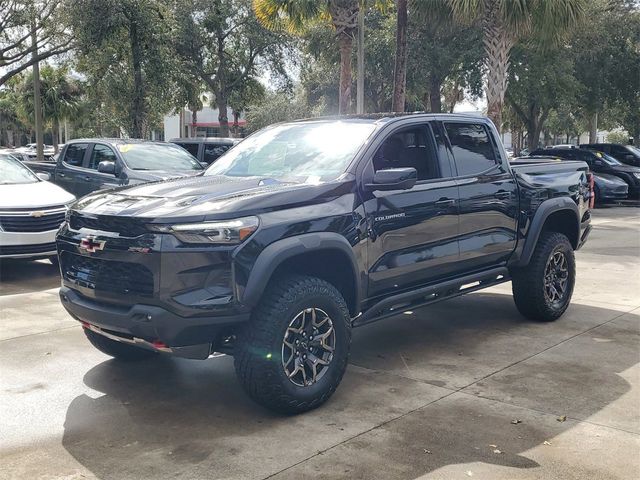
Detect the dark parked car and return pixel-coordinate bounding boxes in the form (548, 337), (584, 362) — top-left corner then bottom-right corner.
(580, 143), (640, 167)
(58, 114), (591, 413)
(531, 147), (640, 197)
(25, 139), (203, 198)
(170, 137), (240, 165)
(515, 155), (627, 205)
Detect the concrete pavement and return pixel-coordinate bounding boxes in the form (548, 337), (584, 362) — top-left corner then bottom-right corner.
(1, 206), (639, 480)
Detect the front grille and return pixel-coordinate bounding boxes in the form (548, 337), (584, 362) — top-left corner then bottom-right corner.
(0, 242), (57, 256)
(61, 252), (154, 296)
(69, 213), (148, 237)
(0, 207), (66, 232)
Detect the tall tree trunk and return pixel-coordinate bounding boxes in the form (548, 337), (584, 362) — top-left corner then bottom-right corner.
(215, 25), (230, 137)
(392, 0), (408, 113)
(588, 112), (598, 143)
(482, 2), (513, 133)
(52, 119), (59, 153)
(31, 24), (44, 162)
(129, 19), (145, 138)
(337, 33), (353, 114)
(429, 76), (442, 113)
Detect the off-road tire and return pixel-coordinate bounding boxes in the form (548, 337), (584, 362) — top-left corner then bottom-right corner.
(234, 275), (351, 414)
(84, 328), (157, 361)
(511, 231), (575, 322)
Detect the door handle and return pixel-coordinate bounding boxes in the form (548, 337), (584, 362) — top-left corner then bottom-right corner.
(58, 172), (65, 177)
(494, 191), (511, 199)
(84, 176), (91, 181)
(435, 198), (456, 206)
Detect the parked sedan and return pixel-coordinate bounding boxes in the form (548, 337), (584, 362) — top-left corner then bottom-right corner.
(580, 143), (640, 167)
(0, 153), (75, 262)
(25, 139), (204, 198)
(530, 147), (640, 197)
(592, 173), (629, 204)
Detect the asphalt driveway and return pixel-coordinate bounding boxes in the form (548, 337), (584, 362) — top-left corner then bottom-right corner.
(1, 206), (639, 480)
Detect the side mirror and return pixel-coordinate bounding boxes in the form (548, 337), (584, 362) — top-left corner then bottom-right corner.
(365, 168), (417, 191)
(593, 160), (604, 167)
(199, 161), (208, 168)
(36, 172), (50, 181)
(97, 160), (116, 175)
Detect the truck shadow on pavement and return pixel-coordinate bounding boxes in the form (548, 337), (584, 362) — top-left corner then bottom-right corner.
(61, 293), (638, 479)
(0, 259), (60, 296)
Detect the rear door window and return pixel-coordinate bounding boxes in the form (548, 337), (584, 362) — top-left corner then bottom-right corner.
(203, 144), (232, 164)
(88, 144), (118, 170)
(62, 143), (88, 167)
(175, 142), (200, 158)
(444, 123), (498, 176)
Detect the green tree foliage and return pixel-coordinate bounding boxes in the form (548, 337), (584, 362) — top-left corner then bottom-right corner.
(416, 0), (586, 131)
(407, 9), (483, 113)
(67, 0), (179, 138)
(10, 65), (81, 150)
(505, 41), (579, 148)
(0, 0), (73, 86)
(254, 0), (360, 114)
(245, 89), (311, 133)
(174, 0), (289, 137)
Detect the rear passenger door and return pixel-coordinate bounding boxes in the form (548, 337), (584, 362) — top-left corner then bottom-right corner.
(363, 121), (460, 299)
(58, 143), (90, 196)
(443, 121), (519, 271)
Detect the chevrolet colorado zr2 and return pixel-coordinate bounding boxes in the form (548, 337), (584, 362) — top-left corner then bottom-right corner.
(56, 114), (592, 413)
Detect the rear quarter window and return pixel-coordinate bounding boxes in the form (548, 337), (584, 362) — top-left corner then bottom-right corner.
(175, 142), (200, 158)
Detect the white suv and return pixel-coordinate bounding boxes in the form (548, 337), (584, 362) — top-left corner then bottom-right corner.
(0, 153), (75, 262)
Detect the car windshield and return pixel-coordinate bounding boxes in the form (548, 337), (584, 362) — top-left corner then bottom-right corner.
(117, 143), (203, 171)
(594, 151), (622, 166)
(204, 121), (376, 181)
(626, 146), (640, 156)
(0, 154), (39, 184)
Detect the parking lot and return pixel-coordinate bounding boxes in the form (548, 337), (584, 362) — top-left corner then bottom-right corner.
(1, 206), (639, 480)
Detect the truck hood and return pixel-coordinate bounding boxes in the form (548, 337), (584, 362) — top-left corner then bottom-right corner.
(72, 174), (353, 221)
(0, 180), (75, 209)
(128, 169), (201, 182)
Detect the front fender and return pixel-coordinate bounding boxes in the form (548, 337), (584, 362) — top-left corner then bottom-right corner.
(239, 232), (361, 309)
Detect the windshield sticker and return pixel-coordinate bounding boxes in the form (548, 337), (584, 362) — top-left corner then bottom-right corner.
(118, 144), (133, 153)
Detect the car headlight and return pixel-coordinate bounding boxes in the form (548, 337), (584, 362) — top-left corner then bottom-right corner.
(163, 216), (260, 245)
(633, 172), (640, 180)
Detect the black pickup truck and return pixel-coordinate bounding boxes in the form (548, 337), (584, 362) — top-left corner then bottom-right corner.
(25, 139), (203, 198)
(56, 114), (592, 413)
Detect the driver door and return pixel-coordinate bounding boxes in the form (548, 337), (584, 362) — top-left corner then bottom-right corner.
(83, 143), (122, 195)
(362, 122), (460, 299)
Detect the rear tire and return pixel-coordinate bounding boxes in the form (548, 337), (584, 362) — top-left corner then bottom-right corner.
(84, 328), (157, 361)
(234, 275), (351, 414)
(511, 232), (575, 322)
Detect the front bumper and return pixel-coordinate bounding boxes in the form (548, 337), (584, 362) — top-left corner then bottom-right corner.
(61, 286), (249, 356)
(56, 221), (251, 351)
(0, 230), (58, 258)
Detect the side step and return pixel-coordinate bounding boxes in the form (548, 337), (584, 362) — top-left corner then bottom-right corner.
(353, 267), (510, 328)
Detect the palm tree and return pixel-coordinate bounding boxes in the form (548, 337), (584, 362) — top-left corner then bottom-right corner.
(254, 0), (360, 114)
(391, 0), (407, 112)
(416, 0), (585, 131)
(40, 66), (81, 152)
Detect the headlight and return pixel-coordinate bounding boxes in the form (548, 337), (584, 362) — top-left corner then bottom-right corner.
(633, 172), (640, 180)
(166, 216), (259, 245)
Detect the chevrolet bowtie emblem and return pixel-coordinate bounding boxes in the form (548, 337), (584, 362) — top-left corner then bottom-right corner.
(30, 211), (45, 218)
(79, 237), (106, 253)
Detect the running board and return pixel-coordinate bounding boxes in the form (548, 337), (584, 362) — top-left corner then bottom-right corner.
(353, 267), (510, 328)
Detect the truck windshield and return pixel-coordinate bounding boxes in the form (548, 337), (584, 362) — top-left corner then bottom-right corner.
(117, 143), (203, 171)
(204, 121), (376, 181)
(0, 154), (39, 184)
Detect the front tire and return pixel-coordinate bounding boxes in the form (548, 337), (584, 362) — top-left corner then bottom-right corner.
(84, 328), (158, 361)
(234, 275), (351, 414)
(511, 232), (576, 322)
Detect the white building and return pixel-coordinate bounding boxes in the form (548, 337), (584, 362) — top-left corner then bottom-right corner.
(164, 106), (247, 139)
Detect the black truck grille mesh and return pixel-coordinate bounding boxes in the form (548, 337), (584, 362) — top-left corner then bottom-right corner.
(61, 252), (154, 296)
